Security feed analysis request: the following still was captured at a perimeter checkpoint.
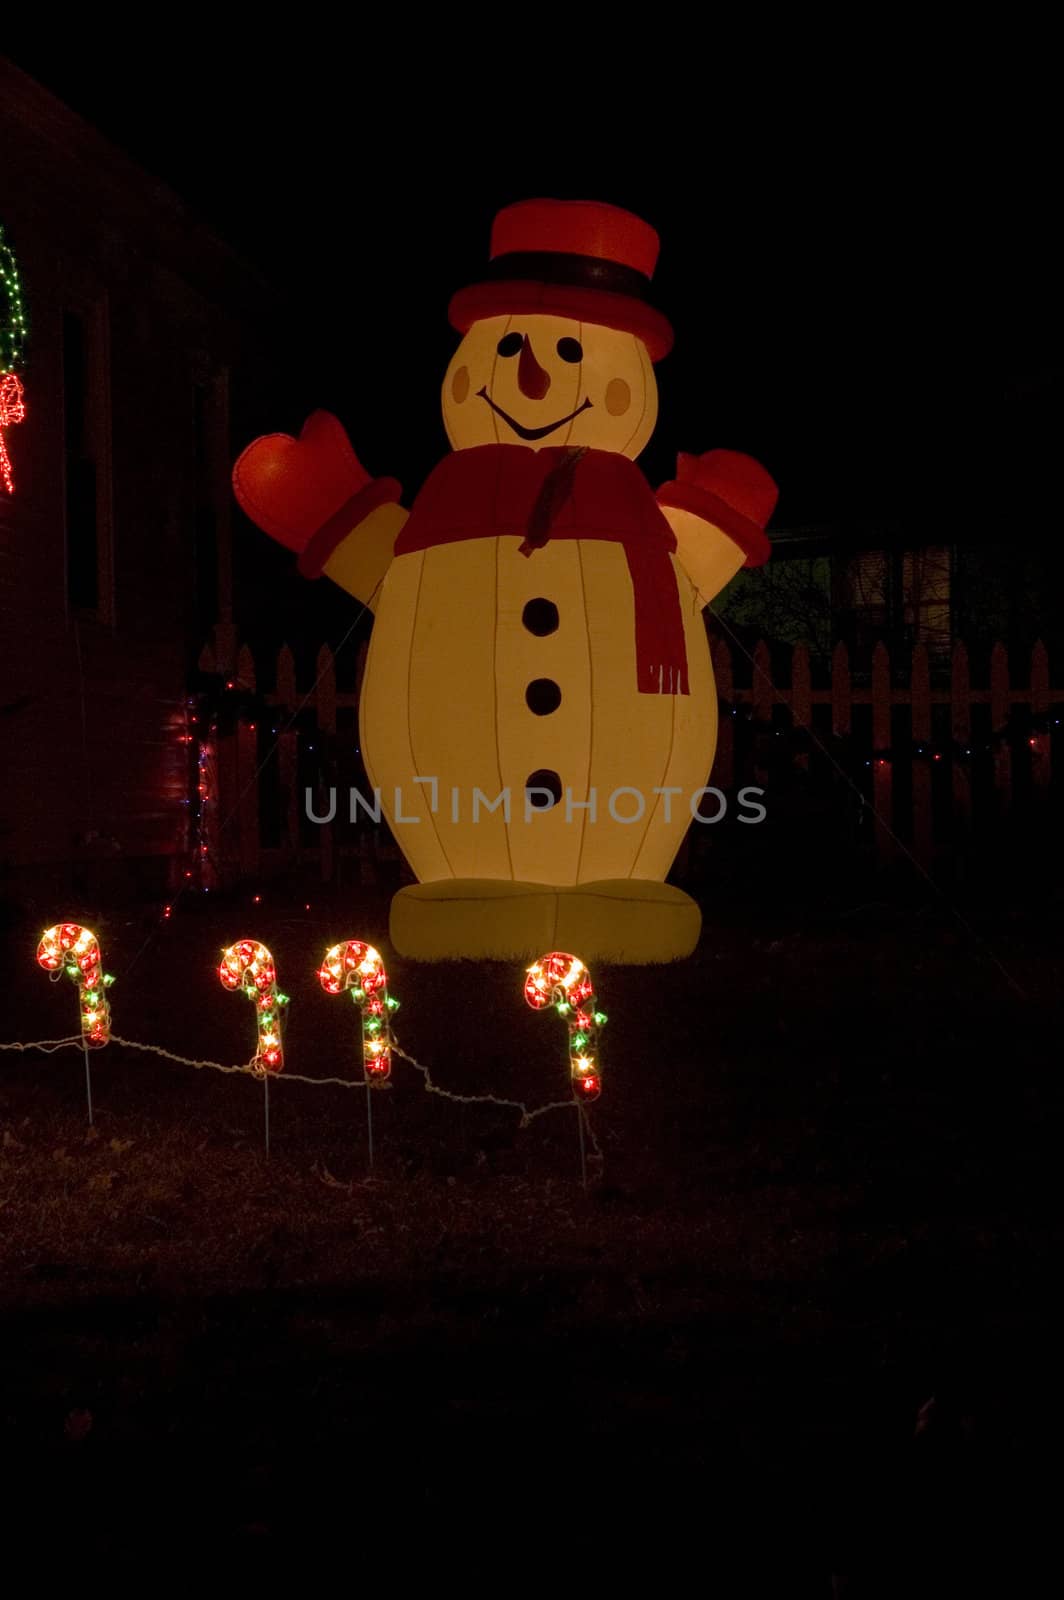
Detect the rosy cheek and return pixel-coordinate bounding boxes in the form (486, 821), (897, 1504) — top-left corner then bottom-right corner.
(451, 366), (470, 404)
(605, 378), (631, 417)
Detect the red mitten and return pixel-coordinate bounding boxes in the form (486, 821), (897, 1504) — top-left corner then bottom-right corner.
(657, 448), (777, 568)
(232, 411), (401, 578)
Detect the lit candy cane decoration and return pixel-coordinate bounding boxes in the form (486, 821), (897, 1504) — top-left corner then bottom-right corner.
(317, 941), (398, 1082)
(524, 952), (606, 1100)
(36, 922), (113, 1047)
(218, 939), (287, 1074)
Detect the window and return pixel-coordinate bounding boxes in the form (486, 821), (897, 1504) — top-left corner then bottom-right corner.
(839, 546), (952, 655)
(63, 299), (112, 620)
(840, 550), (890, 641)
(902, 546), (951, 655)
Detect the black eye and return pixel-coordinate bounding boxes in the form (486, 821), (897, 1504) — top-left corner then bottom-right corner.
(497, 332), (523, 357)
(557, 337), (583, 363)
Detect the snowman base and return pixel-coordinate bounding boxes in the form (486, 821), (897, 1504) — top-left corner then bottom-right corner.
(389, 879), (701, 965)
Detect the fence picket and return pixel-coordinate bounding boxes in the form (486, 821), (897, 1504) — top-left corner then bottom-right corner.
(276, 645), (298, 861)
(911, 644), (932, 866)
(316, 645), (337, 883)
(792, 644), (811, 773)
(1031, 640), (1051, 799)
(990, 641), (1011, 815)
(235, 646), (259, 879)
(950, 641), (972, 840)
(713, 638), (734, 790)
(752, 639), (774, 722)
(872, 642), (893, 859)
(831, 641), (851, 738)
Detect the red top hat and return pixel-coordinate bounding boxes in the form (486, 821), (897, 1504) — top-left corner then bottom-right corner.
(448, 199), (674, 361)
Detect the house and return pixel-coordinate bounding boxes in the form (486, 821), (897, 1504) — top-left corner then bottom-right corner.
(714, 523), (954, 663)
(0, 58), (278, 903)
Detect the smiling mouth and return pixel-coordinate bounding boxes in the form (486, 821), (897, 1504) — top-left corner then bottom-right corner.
(477, 387), (592, 441)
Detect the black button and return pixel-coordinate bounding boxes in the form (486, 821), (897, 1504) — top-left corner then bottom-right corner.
(526, 678), (562, 716)
(525, 770), (562, 810)
(522, 598), (559, 636)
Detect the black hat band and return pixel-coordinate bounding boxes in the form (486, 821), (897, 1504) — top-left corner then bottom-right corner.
(481, 250), (650, 301)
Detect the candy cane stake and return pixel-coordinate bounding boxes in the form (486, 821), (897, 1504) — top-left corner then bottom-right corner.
(36, 922), (114, 1124)
(218, 940), (288, 1156)
(318, 940), (399, 1168)
(524, 952), (605, 1102)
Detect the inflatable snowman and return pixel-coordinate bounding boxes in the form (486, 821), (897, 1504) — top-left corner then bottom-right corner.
(234, 200), (776, 963)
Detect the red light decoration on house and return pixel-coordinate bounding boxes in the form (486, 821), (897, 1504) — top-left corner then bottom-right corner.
(524, 951), (605, 1100)
(36, 922), (113, 1047)
(317, 940), (398, 1083)
(218, 939), (287, 1074)
(0, 372), (25, 494)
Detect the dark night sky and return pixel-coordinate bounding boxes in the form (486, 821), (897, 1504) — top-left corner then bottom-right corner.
(6, 36), (1059, 537)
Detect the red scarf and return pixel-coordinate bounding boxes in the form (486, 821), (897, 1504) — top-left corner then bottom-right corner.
(394, 444), (689, 695)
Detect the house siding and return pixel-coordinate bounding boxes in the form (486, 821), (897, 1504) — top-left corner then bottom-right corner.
(0, 59), (275, 895)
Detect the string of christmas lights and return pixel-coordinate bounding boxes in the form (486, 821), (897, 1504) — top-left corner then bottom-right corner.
(317, 940), (398, 1083)
(0, 222), (27, 372)
(720, 700), (1063, 768)
(192, 726), (218, 889)
(36, 924), (113, 1047)
(218, 939), (287, 1074)
(524, 953), (606, 1101)
(0, 222), (28, 495)
(0, 1035), (87, 1055)
(0, 1032), (594, 1144)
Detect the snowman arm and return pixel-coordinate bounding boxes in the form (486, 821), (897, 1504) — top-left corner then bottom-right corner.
(317, 500), (409, 609)
(659, 505), (750, 609)
(656, 449), (774, 606)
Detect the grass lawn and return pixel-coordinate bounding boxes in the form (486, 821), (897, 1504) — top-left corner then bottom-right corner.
(1, 884), (1061, 1588)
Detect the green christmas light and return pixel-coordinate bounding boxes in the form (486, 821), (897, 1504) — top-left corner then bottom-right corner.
(0, 224), (27, 375)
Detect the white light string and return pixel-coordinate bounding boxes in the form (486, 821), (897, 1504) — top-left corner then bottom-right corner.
(0, 1036), (86, 1055)
(391, 1041), (601, 1157)
(0, 1030), (602, 1154)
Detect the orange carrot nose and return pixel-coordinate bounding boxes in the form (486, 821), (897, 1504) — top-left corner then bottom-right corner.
(518, 336), (551, 400)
